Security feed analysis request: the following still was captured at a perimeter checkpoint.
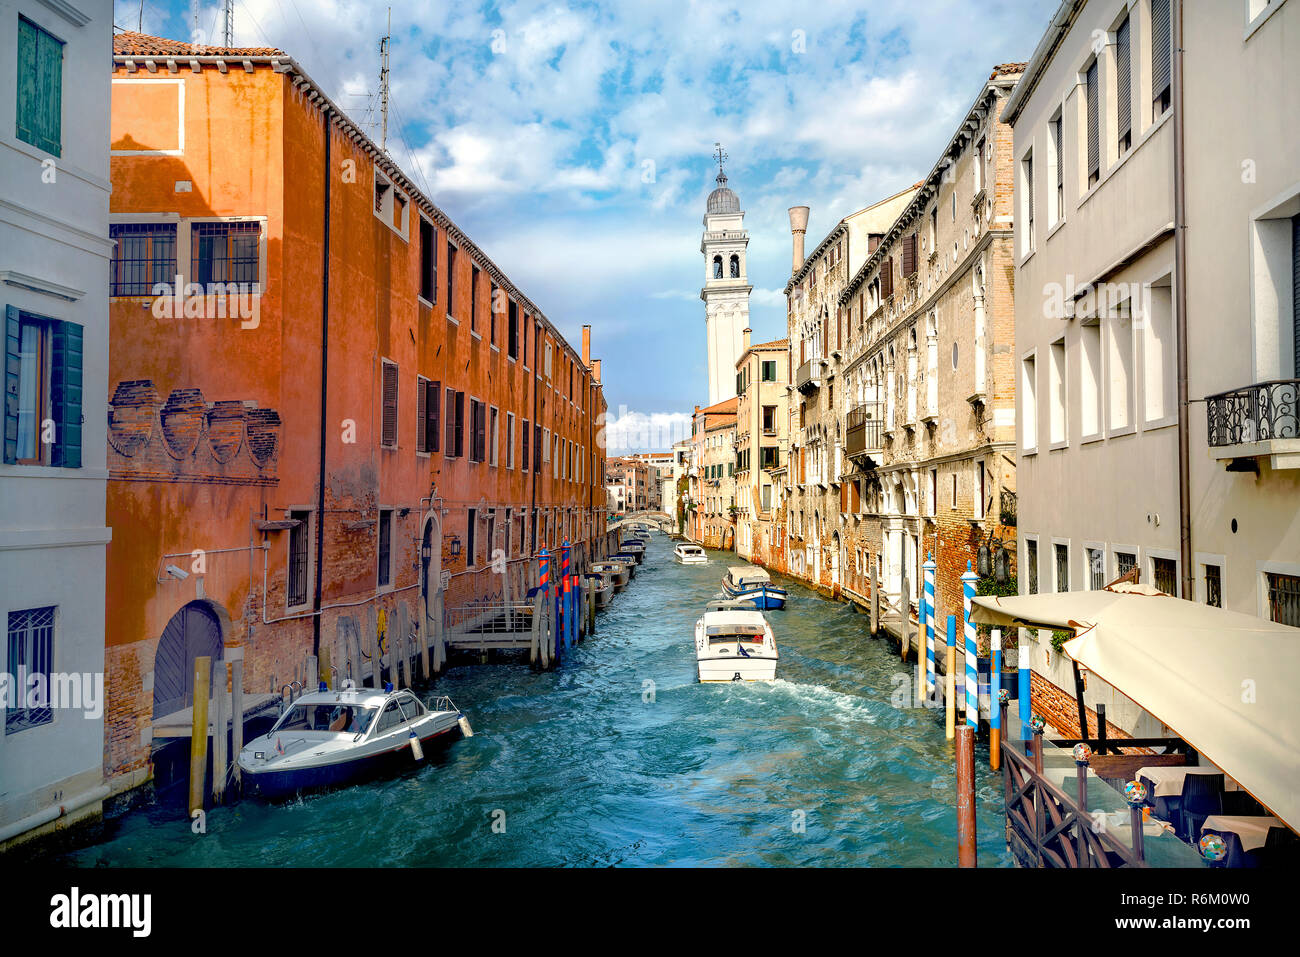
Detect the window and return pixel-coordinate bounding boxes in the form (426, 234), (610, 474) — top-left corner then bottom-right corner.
(1026, 539), (1039, 594)
(15, 17), (62, 156)
(6, 605), (55, 733)
(191, 221), (260, 291)
(522, 418), (530, 472)
(950, 472), (958, 509)
(1116, 15), (1132, 155)
(1107, 300), (1135, 431)
(730, 254), (740, 278)
(469, 398), (486, 463)
(1080, 321), (1102, 439)
(1020, 151), (1035, 255)
(508, 300), (519, 359)
(1085, 59), (1100, 188)
(533, 423), (542, 473)
(471, 265), (480, 335)
(762, 405), (776, 433)
(488, 406), (499, 466)
(506, 413), (515, 469)
(1055, 542), (1069, 592)
(1203, 563), (1222, 608)
(1049, 113), (1064, 225)
(929, 468), (938, 516)
(380, 360), (398, 448)
(761, 360), (777, 382)
(1266, 572), (1300, 627)
(1152, 556), (1177, 596)
(1151, 0), (1172, 120)
(419, 218), (435, 302)
(3, 309), (82, 468)
(446, 243), (457, 318)
(416, 377), (441, 453)
(1021, 353), (1037, 451)
(287, 510), (311, 606)
(466, 509), (477, 567)
(1049, 338), (1067, 445)
(973, 463), (985, 519)
(929, 207), (938, 254)
(1143, 281), (1175, 423)
(760, 446), (778, 469)
(110, 224), (176, 296)
(377, 509), (393, 587)
(974, 137), (985, 195)
(1115, 550), (1137, 581)
(1086, 547), (1105, 590)
(444, 388), (464, 457)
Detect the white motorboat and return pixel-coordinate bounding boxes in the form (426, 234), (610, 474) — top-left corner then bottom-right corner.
(616, 540), (646, 564)
(591, 560), (630, 589)
(694, 609), (779, 682)
(704, 596), (758, 613)
(674, 543), (708, 565)
(238, 686), (470, 798)
(721, 565), (788, 610)
(584, 571), (613, 607)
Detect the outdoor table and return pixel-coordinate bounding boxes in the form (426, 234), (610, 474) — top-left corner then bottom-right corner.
(1201, 814), (1283, 852)
(1137, 765), (1239, 798)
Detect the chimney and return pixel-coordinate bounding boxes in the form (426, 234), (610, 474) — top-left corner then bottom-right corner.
(788, 206), (810, 273)
(592, 358), (601, 383)
(582, 324), (591, 366)
(743, 327), (751, 352)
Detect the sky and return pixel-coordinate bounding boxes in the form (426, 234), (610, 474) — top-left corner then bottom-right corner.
(114, 0), (1052, 451)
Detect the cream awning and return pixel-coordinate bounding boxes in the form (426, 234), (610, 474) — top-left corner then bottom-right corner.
(971, 583), (1300, 832)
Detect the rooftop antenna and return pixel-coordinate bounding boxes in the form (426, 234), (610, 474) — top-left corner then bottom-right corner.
(223, 0), (233, 47)
(379, 7), (391, 153)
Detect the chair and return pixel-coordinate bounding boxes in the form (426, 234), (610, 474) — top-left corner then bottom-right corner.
(1254, 826), (1300, 868)
(1180, 773), (1224, 841)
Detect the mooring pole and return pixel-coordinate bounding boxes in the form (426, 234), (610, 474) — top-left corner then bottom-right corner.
(211, 661), (228, 804)
(956, 724), (977, 867)
(899, 562), (910, 663)
(1075, 744), (1091, 868)
(870, 566), (879, 637)
(962, 561), (978, 730)
(188, 655), (212, 816)
(945, 614), (957, 741)
(923, 553), (936, 701)
(990, 629), (1002, 769)
(1018, 631), (1032, 741)
(230, 651), (244, 790)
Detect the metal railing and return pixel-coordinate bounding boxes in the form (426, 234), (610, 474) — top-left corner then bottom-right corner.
(1206, 378), (1299, 447)
(445, 599), (537, 634)
(845, 404), (882, 456)
(795, 359), (820, 394)
(1000, 488), (1017, 527)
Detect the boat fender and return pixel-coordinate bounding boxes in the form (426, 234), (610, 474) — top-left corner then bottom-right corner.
(409, 729), (424, 761)
(458, 714), (474, 738)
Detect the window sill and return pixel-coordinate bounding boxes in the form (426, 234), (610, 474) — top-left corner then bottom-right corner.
(1048, 440), (1068, 452)
(447, 316), (460, 327)
(1142, 415), (1178, 433)
(1045, 217), (1067, 245)
(1080, 432), (1105, 446)
(1021, 446), (1038, 457)
(1107, 424), (1137, 439)
(470, 331), (482, 341)
(490, 344), (500, 353)
(1077, 110), (1172, 214)
(418, 296), (434, 309)
(1017, 247), (1036, 269)
(1245, 0), (1287, 41)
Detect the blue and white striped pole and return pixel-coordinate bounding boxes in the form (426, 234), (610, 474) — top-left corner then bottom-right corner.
(923, 553), (936, 700)
(990, 628), (1002, 734)
(963, 560), (978, 728)
(1018, 630), (1032, 741)
(945, 614), (957, 740)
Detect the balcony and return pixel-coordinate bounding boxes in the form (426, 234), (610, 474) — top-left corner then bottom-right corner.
(795, 359), (821, 395)
(1206, 379), (1300, 470)
(845, 404), (883, 458)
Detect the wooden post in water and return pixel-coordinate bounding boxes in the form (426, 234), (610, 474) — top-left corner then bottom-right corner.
(956, 724), (977, 867)
(945, 614), (957, 741)
(305, 653), (318, 691)
(230, 652), (244, 789)
(899, 563), (909, 662)
(417, 611), (430, 680)
(211, 660), (228, 804)
(869, 566), (879, 637)
(398, 604), (411, 688)
(319, 645), (332, 690)
(989, 629), (1001, 769)
(188, 655), (212, 815)
(1075, 750), (1090, 868)
(996, 697), (1008, 773)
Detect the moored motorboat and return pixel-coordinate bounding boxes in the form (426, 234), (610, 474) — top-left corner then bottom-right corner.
(721, 565), (788, 609)
(704, 596), (758, 613)
(585, 571), (613, 607)
(591, 560), (630, 589)
(238, 686), (469, 799)
(694, 609), (779, 682)
(617, 540), (646, 563)
(674, 543), (707, 565)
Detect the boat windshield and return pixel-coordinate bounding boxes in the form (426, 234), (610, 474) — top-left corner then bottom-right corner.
(275, 702), (379, 734)
(706, 624), (765, 644)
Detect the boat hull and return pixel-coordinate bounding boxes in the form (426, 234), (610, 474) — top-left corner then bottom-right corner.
(720, 583), (787, 609)
(697, 656), (778, 682)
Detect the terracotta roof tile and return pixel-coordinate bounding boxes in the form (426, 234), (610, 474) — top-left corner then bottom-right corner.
(113, 30), (284, 57)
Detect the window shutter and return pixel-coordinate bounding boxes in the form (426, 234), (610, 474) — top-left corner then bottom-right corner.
(16, 19), (62, 156)
(4, 306), (21, 464)
(444, 386), (456, 455)
(1293, 215), (1299, 377)
(1086, 61), (1100, 181)
(902, 234), (917, 277)
(381, 362), (398, 447)
(475, 401), (486, 462)
(454, 391), (465, 457)
(416, 379), (427, 453)
(427, 380), (440, 452)
(533, 422), (542, 473)
(50, 320), (82, 468)
(881, 257), (893, 299)
(1117, 17), (1132, 140)
(522, 420), (530, 469)
(1152, 0), (1172, 102)
(1054, 118), (1063, 190)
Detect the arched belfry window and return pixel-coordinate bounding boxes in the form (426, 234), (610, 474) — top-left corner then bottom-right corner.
(729, 254), (740, 278)
(713, 255), (723, 279)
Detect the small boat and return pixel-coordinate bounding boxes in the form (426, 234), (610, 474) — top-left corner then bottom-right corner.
(591, 560), (630, 589)
(694, 609), (779, 682)
(674, 543), (708, 565)
(238, 686), (469, 799)
(704, 596), (758, 613)
(721, 566), (788, 610)
(617, 540), (646, 563)
(585, 572), (613, 608)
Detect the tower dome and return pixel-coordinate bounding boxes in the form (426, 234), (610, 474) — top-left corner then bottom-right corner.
(706, 170), (740, 214)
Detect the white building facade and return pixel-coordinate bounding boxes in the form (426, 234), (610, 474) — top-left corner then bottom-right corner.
(701, 162), (751, 407)
(0, 0), (113, 849)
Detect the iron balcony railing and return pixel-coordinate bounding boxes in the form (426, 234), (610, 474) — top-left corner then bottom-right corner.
(795, 358), (820, 394)
(845, 403), (883, 457)
(1206, 379), (1299, 447)
(1000, 488), (1017, 527)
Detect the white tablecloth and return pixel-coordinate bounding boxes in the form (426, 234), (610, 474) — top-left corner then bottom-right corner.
(1201, 815), (1282, 852)
(1137, 765), (1239, 798)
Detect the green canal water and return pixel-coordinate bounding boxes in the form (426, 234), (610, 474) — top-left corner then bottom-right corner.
(64, 534), (1014, 867)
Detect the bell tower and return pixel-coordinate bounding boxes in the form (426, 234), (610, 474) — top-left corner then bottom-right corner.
(700, 144), (751, 406)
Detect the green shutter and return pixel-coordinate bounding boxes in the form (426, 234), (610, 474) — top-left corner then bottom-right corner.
(15, 17), (62, 156)
(50, 320), (82, 468)
(4, 306), (20, 464)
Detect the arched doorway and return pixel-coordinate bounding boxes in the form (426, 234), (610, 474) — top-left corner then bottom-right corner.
(152, 601), (223, 720)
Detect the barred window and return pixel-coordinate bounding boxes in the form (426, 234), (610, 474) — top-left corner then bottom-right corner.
(110, 223), (177, 296)
(7, 606), (54, 733)
(1153, 557), (1178, 596)
(1116, 551), (1137, 581)
(191, 221), (260, 290)
(1204, 564), (1222, 608)
(1267, 572), (1300, 628)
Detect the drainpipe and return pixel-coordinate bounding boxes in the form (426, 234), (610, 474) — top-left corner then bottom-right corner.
(312, 112), (333, 656)
(1173, 0), (1193, 601)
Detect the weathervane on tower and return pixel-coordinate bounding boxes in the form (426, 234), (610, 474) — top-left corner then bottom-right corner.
(713, 142), (728, 181)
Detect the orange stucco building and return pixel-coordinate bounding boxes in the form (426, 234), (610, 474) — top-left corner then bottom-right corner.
(104, 33), (608, 791)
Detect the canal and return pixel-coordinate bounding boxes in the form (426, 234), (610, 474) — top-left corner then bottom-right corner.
(64, 533), (1013, 867)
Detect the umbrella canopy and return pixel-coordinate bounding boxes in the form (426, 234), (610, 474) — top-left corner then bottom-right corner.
(971, 583), (1300, 832)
